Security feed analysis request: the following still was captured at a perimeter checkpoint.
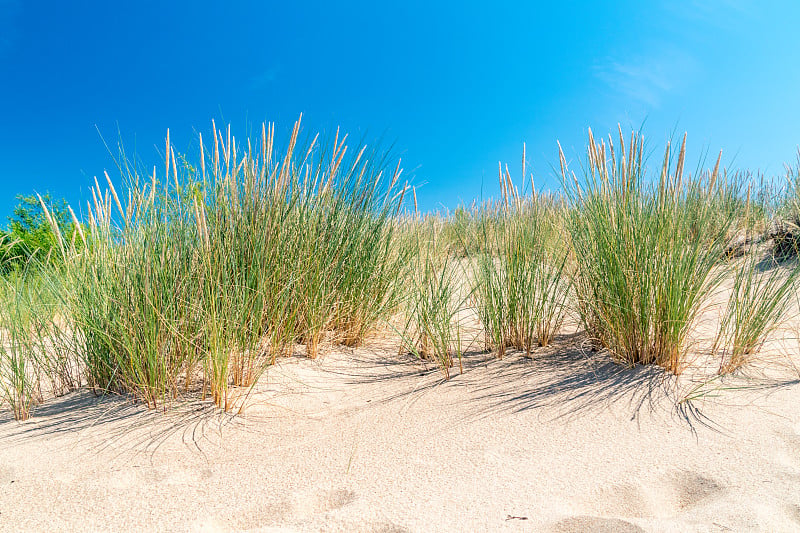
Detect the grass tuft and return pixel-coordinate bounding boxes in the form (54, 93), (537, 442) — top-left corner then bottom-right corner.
(473, 152), (570, 358)
(715, 249), (800, 374)
(562, 128), (734, 373)
(37, 116), (405, 412)
(399, 219), (467, 379)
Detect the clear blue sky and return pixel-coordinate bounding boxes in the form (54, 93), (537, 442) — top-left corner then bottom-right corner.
(1, 1), (799, 218)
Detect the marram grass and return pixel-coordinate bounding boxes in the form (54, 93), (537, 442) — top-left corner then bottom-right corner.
(398, 215), (468, 379)
(0, 258), (79, 420)
(715, 248), (800, 374)
(3, 122), (799, 420)
(473, 151), (571, 358)
(39, 116), (407, 412)
(562, 129), (734, 374)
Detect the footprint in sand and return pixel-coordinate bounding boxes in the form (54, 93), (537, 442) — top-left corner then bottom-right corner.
(771, 425), (800, 475)
(585, 482), (652, 518)
(205, 488), (358, 530)
(289, 487), (357, 521)
(232, 498), (293, 529)
(672, 471), (723, 509)
(307, 518), (409, 532)
(780, 431), (800, 457)
(786, 503), (800, 525)
(316, 488), (357, 513)
(367, 522), (411, 533)
(551, 516), (646, 533)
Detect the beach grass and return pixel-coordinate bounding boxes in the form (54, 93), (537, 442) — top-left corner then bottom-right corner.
(561, 129), (736, 373)
(398, 215), (468, 379)
(472, 155), (570, 358)
(715, 249), (800, 374)
(33, 116), (406, 412)
(0, 257), (79, 420)
(2, 121), (800, 419)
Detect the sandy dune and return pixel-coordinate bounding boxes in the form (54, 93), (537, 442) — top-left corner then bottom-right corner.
(1, 332), (800, 532)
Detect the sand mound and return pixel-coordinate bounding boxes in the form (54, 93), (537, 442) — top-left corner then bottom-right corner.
(2, 338), (800, 532)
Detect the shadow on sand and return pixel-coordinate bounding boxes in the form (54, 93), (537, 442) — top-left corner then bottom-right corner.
(0, 389), (241, 459)
(326, 332), (800, 434)
(3, 332), (798, 451)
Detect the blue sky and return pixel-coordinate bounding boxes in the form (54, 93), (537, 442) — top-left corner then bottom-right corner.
(1, 0), (799, 218)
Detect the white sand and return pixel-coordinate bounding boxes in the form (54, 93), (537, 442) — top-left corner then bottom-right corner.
(1, 332), (800, 532)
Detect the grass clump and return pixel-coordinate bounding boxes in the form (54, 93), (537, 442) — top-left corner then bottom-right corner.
(715, 249), (800, 374)
(771, 151), (800, 260)
(41, 117), (406, 412)
(562, 128), (734, 374)
(437, 202), (501, 258)
(0, 259), (79, 420)
(400, 219), (467, 379)
(473, 153), (570, 358)
(0, 271), (40, 421)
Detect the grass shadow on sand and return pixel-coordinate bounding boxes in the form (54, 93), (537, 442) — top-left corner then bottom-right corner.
(0, 390), (241, 460)
(444, 333), (693, 424)
(294, 333), (687, 425)
(324, 332), (800, 434)
(3, 335), (798, 453)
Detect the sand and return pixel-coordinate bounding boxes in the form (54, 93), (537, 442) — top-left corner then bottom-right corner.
(1, 330), (800, 532)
